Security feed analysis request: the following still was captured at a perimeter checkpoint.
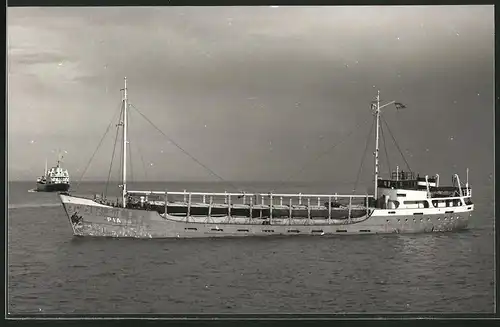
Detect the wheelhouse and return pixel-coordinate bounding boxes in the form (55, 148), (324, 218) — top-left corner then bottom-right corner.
(376, 169), (472, 210)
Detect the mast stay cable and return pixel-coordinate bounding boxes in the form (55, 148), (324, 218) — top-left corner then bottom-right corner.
(126, 107), (148, 181)
(128, 139), (134, 184)
(353, 115), (376, 193)
(105, 103), (123, 198)
(136, 143), (148, 181)
(74, 101), (123, 191)
(276, 116), (372, 190)
(379, 116), (391, 176)
(129, 103), (241, 192)
(128, 107), (134, 184)
(381, 115), (412, 172)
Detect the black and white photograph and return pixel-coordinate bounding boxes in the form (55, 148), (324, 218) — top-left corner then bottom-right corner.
(7, 5), (494, 315)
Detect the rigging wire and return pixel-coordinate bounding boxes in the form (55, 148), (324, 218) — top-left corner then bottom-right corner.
(136, 140), (149, 181)
(127, 107), (148, 182)
(74, 102), (123, 191)
(128, 141), (134, 184)
(353, 115), (376, 193)
(127, 106), (134, 184)
(379, 116), (391, 176)
(129, 103), (241, 191)
(105, 103), (123, 198)
(276, 116), (372, 189)
(381, 115), (412, 172)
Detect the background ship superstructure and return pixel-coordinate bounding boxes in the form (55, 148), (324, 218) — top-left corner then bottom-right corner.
(36, 153), (70, 192)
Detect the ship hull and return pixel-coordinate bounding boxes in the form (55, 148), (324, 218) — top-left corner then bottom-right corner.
(36, 182), (70, 193)
(59, 194), (471, 238)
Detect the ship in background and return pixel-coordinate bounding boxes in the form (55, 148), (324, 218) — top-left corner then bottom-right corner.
(36, 152), (70, 192)
(58, 78), (473, 238)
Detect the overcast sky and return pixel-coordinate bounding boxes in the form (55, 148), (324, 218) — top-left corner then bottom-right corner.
(7, 5), (494, 186)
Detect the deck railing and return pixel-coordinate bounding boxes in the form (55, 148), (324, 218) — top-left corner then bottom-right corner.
(128, 190), (371, 199)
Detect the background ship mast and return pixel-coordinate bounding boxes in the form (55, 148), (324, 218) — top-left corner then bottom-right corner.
(56, 150), (64, 168)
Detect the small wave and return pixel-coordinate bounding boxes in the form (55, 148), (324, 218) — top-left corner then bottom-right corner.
(8, 203), (61, 210)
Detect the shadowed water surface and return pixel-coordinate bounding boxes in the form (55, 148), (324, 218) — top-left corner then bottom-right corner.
(7, 181), (494, 314)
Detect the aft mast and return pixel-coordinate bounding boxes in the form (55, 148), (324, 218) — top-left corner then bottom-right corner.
(372, 91), (403, 201)
(121, 77), (128, 208)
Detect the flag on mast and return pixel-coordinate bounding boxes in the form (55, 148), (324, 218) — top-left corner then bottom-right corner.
(395, 102), (407, 110)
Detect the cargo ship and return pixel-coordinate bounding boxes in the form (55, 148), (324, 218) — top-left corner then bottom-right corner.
(59, 78), (473, 238)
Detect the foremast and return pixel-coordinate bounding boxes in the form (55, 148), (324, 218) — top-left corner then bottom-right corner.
(121, 77), (128, 208)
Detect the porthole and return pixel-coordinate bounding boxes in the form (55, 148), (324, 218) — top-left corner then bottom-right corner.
(420, 218), (423, 222)
(427, 218), (431, 221)
(405, 218), (408, 222)
(397, 219), (401, 222)
(386, 219), (389, 223)
(413, 219), (416, 222)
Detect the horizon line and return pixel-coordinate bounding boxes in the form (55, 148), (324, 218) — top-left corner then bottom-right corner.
(7, 179), (360, 184)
